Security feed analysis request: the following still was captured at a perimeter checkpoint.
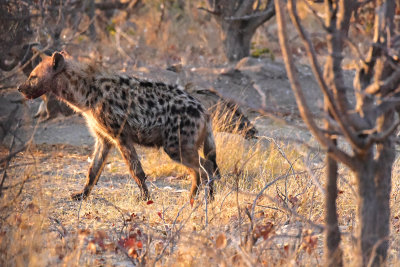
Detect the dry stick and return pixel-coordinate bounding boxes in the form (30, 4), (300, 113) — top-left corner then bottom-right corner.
(288, 0), (362, 151)
(49, 216), (68, 238)
(226, 169), (323, 198)
(153, 201), (201, 265)
(155, 0), (166, 36)
(304, 157), (326, 195)
(1, 176), (39, 190)
(274, 0), (356, 170)
(300, 0), (327, 30)
(97, 197), (128, 238)
(0, 44), (51, 83)
(0, 109), (44, 209)
(0, 120), (21, 197)
(219, 188), (234, 212)
(0, 162), (36, 172)
(259, 135), (297, 205)
(234, 169), (244, 246)
(115, 27), (136, 62)
(249, 172), (293, 232)
(224, 7), (275, 21)
(0, 172), (31, 212)
(199, 160), (209, 227)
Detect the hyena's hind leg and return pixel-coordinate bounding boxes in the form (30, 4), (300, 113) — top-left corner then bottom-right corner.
(203, 118), (220, 179)
(164, 145), (215, 200)
(116, 138), (150, 200)
(71, 136), (113, 200)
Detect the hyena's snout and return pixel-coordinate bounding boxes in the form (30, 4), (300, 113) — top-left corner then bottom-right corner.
(17, 83), (26, 94)
(17, 82), (46, 99)
(17, 83), (29, 97)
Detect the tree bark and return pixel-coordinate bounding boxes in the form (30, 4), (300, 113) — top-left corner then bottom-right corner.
(276, 0), (398, 265)
(325, 141), (343, 266)
(222, 24), (256, 61)
(205, 0), (275, 62)
(354, 151), (379, 266)
(355, 125), (393, 267)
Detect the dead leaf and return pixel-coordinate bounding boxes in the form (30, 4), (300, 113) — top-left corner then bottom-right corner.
(216, 233), (227, 249)
(87, 241), (97, 254)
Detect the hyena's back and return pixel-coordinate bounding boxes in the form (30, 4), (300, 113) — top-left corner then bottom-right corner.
(86, 76), (208, 152)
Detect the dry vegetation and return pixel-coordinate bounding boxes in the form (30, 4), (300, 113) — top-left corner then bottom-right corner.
(2, 1), (400, 266)
(2, 118), (400, 266)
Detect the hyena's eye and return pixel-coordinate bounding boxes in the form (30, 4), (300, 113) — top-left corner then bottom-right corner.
(29, 75), (38, 84)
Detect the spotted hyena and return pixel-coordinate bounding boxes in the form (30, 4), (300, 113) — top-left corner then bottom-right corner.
(18, 51), (220, 201)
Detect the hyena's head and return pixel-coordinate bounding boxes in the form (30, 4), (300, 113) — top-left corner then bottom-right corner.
(18, 52), (66, 99)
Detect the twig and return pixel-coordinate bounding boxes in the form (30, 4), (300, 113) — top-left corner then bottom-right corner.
(365, 119), (400, 147)
(292, 0), (367, 153)
(274, 0), (357, 170)
(304, 157), (326, 195)
(155, 0), (166, 36)
(0, 44), (51, 83)
(0, 120), (21, 197)
(224, 8), (274, 21)
(197, 6), (220, 15)
(1, 176), (40, 190)
(49, 216), (68, 238)
(153, 200), (201, 265)
(97, 197), (128, 237)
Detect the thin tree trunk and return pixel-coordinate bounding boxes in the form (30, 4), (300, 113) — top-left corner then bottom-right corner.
(372, 113), (395, 266)
(325, 147), (343, 266)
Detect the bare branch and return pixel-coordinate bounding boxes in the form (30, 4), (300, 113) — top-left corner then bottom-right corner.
(300, 0), (328, 30)
(197, 6), (220, 15)
(236, 0), (257, 17)
(275, 0), (357, 170)
(364, 66), (400, 95)
(365, 119), (400, 147)
(286, 0), (365, 151)
(225, 1), (274, 23)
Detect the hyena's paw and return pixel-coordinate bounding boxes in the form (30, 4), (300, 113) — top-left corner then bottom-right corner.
(71, 191), (88, 201)
(140, 189), (150, 201)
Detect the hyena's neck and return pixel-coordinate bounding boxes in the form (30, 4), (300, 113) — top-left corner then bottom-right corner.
(54, 63), (105, 112)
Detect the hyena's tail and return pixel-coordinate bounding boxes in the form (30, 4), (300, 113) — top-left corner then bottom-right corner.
(203, 115), (220, 178)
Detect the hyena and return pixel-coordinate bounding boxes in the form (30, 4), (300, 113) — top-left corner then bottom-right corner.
(18, 51), (220, 201)
(19, 44), (74, 121)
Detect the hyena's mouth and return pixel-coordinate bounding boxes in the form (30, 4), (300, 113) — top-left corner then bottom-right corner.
(18, 86), (47, 99)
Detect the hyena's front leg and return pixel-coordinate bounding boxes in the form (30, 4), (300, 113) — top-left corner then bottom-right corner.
(117, 140), (150, 200)
(71, 137), (113, 200)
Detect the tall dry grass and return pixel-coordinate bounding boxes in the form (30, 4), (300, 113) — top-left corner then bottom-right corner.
(3, 106), (400, 267)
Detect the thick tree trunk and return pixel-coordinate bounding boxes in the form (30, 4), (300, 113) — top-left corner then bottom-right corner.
(222, 25), (255, 62)
(206, 0), (275, 62)
(355, 144), (392, 266)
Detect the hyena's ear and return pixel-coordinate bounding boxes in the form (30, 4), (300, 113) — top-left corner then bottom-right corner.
(52, 52), (65, 73)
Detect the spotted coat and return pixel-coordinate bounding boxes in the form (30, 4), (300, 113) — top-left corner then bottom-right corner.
(18, 51), (219, 200)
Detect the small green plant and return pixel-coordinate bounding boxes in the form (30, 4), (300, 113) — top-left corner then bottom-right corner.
(251, 47), (275, 61)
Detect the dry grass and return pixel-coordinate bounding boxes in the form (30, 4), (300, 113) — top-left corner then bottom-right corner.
(1, 2), (400, 266)
(2, 111), (400, 267)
